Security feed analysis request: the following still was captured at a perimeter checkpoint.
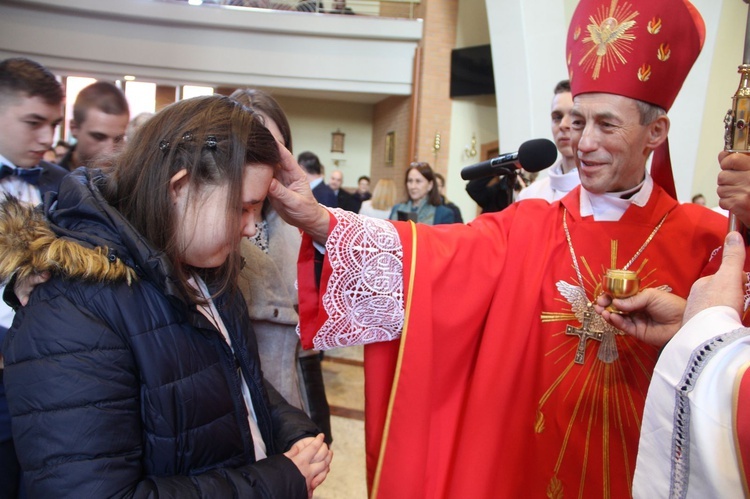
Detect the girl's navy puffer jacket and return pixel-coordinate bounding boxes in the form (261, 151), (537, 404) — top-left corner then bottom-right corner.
(1, 170), (320, 498)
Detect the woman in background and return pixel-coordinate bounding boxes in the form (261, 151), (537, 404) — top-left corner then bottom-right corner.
(230, 88), (332, 444)
(390, 161), (455, 225)
(359, 178), (396, 219)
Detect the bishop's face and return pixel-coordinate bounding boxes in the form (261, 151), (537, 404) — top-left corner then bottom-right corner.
(570, 93), (651, 194)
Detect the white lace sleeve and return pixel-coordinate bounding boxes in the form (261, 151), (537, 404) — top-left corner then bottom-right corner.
(312, 208), (405, 350)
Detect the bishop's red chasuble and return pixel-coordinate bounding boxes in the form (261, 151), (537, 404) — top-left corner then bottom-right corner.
(298, 184), (727, 498)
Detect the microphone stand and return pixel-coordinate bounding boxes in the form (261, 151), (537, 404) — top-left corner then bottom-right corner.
(496, 168), (518, 209)
(725, 0), (750, 237)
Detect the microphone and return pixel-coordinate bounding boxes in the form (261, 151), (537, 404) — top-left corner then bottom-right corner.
(460, 138), (558, 181)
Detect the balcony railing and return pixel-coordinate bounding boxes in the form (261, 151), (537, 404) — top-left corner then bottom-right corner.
(164, 0), (420, 20)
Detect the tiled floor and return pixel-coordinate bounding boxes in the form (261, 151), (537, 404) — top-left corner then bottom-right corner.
(314, 346), (367, 499)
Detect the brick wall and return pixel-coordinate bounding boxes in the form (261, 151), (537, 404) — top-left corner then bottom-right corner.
(415, 0), (458, 177)
(370, 0), (458, 201)
(371, 95), (411, 200)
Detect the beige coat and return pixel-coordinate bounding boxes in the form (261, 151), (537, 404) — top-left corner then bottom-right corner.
(239, 209), (305, 411)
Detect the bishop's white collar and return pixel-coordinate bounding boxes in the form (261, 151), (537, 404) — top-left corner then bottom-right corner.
(579, 175), (653, 221)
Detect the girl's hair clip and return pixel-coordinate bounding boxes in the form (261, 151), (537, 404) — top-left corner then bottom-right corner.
(160, 133), (216, 153)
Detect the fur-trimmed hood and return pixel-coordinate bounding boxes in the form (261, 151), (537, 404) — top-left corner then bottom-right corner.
(0, 170), (176, 294)
(0, 196), (135, 284)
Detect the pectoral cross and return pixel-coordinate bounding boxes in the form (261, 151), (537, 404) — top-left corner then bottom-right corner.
(566, 310), (603, 364)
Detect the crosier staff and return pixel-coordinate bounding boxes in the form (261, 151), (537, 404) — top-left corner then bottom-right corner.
(725, 0), (750, 235)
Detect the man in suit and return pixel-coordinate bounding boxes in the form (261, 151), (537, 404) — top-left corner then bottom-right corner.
(298, 151), (337, 207)
(0, 57), (69, 498)
(329, 169), (359, 212)
(58, 81), (129, 171)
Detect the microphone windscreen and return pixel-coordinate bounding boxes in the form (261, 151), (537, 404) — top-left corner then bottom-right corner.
(517, 138), (558, 173)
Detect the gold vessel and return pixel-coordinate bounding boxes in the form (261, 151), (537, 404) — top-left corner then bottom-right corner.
(602, 269), (640, 313)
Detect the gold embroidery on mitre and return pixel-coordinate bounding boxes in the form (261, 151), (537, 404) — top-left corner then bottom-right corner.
(638, 63), (652, 81)
(578, 0), (639, 80)
(657, 43), (671, 61)
(647, 17), (662, 34)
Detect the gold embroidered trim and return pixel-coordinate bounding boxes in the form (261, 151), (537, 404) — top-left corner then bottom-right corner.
(372, 220), (418, 498)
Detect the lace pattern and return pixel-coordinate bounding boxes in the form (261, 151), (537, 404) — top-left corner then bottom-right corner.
(313, 208), (405, 350)
(669, 327), (750, 498)
(248, 219), (269, 253)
